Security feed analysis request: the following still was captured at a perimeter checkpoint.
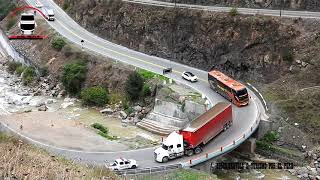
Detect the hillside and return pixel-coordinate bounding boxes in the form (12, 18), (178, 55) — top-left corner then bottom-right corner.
(156, 0), (320, 11)
(54, 0), (320, 153)
(0, 133), (118, 179)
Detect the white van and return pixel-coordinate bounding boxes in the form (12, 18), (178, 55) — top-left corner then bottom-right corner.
(19, 13), (37, 35)
(43, 7), (55, 21)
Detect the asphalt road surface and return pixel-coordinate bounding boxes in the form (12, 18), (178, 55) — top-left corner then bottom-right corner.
(10, 0), (266, 168)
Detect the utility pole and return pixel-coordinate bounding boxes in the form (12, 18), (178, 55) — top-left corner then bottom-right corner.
(280, 0), (283, 17)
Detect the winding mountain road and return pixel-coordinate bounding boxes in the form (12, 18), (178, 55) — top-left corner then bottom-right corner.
(126, 0), (320, 19)
(3, 0), (269, 168)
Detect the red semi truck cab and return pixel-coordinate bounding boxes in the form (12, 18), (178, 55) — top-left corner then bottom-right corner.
(154, 102), (233, 163)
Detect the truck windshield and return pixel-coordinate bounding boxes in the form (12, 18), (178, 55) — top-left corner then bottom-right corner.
(162, 144), (168, 150)
(21, 24), (35, 30)
(21, 15), (34, 21)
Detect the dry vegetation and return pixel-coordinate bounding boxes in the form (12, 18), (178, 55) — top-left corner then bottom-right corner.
(0, 133), (119, 180)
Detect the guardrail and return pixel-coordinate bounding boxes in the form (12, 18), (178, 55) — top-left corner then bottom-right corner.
(115, 164), (182, 176)
(180, 99), (261, 167)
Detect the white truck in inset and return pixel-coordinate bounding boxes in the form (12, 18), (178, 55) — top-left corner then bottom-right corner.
(42, 7), (55, 21)
(19, 13), (37, 35)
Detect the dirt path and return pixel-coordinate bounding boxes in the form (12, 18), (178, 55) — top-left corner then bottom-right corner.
(1, 111), (129, 152)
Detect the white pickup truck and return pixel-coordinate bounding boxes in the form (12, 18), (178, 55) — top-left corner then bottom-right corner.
(105, 158), (138, 171)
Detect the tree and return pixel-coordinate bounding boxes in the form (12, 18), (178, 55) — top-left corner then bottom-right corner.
(229, 7), (238, 17)
(61, 61), (87, 95)
(81, 86), (109, 106)
(52, 36), (66, 50)
(125, 71), (144, 101)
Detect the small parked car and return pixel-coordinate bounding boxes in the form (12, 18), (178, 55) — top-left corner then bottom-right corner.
(105, 158), (138, 171)
(182, 71), (198, 82)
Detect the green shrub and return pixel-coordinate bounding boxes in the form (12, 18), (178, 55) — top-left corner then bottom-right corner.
(229, 7), (238, 17)
(124, 107), (134, 115)
(39, 66), (49, 77)
(0, 0), (16, 21)
(7, 61), (21, 73)
(22, 67), (36, 85)
(81, 86), (109, 106)
(261, 131), (279, 144)
(138, 69), (169, 81)
(63, 0), (70, 10)
(91, 123), (117, 140)
(142, 83), (151, 96)
(124, 71), (144, 101)
(122, 97), (129, 110)
(282, 48), (294, 62)
(91, 123), (108, 134)
(52, 36), (66, 50)
(61, 61), (87, 95)
(15, 65), (26, 76)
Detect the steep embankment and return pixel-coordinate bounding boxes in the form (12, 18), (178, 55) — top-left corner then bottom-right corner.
(155, 0), (320, 11)
(55, 0), (320, 151)
(57, 0), (299, 83)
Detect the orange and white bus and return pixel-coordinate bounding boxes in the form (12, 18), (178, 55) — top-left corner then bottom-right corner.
(208, 70), (249, 107)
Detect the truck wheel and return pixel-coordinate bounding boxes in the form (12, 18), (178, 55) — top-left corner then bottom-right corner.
(131, 165), (137, 169)
(194, 147), (202, 154)
(186, 150), (194, 156)
(162, 157), (169, 163)
(223, 124), (228, 131)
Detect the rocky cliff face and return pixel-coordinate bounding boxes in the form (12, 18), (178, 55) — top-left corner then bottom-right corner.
(54, 0), (320, 147)
(157, 0), (320, 11)
(56, 0), (301, 83)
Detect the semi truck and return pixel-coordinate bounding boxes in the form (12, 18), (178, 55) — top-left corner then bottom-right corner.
(19, 13), (37, 35)
(154, 102), (233, 163)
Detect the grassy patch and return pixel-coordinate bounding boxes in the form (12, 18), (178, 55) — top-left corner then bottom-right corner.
(91, 123), (117, 140)
(137, 69), (169, 81)
(81, 86), (109, 107)
(6, 17), (16, 31)
(7, 61), (22, 73)
(143, 169), (217, 180)
(22, 67), (36, 85)
(0, 132), (118, 179)
(61, 60), (87, 95)
(52, 36), (66, 51)
(124, 107), (134, 115)
(142, 83), (151, 96)
(15, 65), (26, 76)
(229, 7), (238, 17)
(256, 131), (301, 157)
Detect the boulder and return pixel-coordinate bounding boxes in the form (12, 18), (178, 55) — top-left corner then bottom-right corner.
(100, 108), (113, 114)
(133, 105), (142, 112)
(38, 105), (48, 111)
(36, 102), (45, 107)
(129, 113), (135, 117)
(119, 111), (127, 119)
(46, 99), (56, 104)
(24, 109), (32, 113)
